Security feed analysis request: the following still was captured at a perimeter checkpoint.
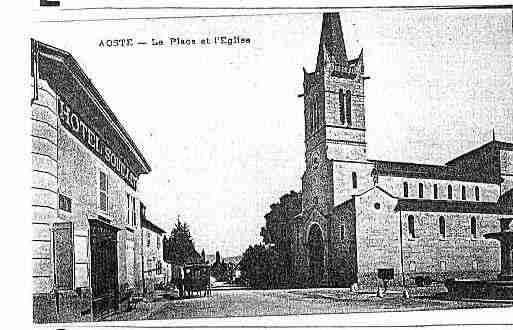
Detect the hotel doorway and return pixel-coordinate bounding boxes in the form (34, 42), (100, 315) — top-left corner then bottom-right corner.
(89, 219), (119, 319)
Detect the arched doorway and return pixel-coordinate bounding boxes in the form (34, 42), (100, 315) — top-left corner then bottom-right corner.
(307, 223), (324, 286)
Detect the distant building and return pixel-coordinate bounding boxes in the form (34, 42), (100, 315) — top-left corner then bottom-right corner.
(291, 13), (513, 288)
(141, 215), (167, 293)
(31, 39), (151, 322)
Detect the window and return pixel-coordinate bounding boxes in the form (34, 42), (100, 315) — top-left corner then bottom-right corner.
(439, 216), (446, 238)
(157, 236), (161, 250)
(99, 171), (108, 212)
(126, 193), (131, 224)
(448, 185), (453, 200)
(472, 260), (478, 271)
(433, 184), (438, 199)
(131, 196), (136, 226)
(407, 215), (415, 239)
(340, 224), (345, 240)
(312, 98), (317, 132)
(440, 261), (447, 272)
(461, 186), (466, 201)
(475, 187), (480, 201)
(345, 90), (352, 125)
(352, 172), (357, 189)
(471, 217), (477, 239)
(59, 194), (72, 213)
(409, 261), (416, 272)
(313, 196), (318, 205)
(418, 183), (424, 199)
(339, 89), (345, 124)
(403, 182), (409, 198)
(147, 232), (151, 247)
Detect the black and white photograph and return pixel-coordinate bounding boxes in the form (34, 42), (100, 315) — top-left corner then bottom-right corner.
(26, 2), (512, 327)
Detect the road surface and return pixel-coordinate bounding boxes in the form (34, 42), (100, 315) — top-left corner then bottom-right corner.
(137, 286), (512, 320)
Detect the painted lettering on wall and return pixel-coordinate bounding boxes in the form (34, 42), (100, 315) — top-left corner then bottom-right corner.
(58, 100), (138, 189)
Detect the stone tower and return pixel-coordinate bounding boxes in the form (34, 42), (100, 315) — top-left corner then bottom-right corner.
(301, 12), (372, 216)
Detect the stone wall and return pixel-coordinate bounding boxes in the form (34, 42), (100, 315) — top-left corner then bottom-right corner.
(400, 211), (501, 284)
(32, 79), (58, 296)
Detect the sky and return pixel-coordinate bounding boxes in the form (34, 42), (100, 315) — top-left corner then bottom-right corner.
(33, 8), (512, 257)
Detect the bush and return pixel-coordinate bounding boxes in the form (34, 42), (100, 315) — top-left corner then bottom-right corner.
(239, 244), (291, 289)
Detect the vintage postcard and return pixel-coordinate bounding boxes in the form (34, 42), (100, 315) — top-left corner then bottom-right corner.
(29, 2), (512, 327)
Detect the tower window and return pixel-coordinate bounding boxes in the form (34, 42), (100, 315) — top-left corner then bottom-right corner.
(471, 217), (477, 239)
(340, 224), (345, 240)
(418, 183), (424, 199)
(448, 185), (453, 200)
(407, 215), (415, 239)
(403, 182), (409, 198)
(339, 89), (345, 125)
(352, 172), (357, 189)
(461, 186), (466, 201)
(475, 187), (480, 201)
(440, 261), (447, 272)
(433, 184), (438, 199)
(439, 216), (446, 239)
(312, 101), (317, 132)
(345, 90), (352, 126)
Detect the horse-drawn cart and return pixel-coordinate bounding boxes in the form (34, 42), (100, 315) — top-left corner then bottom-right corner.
(183, 263), (212, 297)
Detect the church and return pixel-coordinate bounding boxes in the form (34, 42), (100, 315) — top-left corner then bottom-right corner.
(290, 13), (513, 288)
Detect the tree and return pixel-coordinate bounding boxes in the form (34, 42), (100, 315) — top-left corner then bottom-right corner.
(164, 219), (201, 265)
(239, 244), (290, 289)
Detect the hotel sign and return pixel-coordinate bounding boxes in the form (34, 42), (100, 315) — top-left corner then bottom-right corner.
(58, 100), (138, 189)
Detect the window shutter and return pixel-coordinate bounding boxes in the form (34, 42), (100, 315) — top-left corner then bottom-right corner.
(53, 222), (73, 290)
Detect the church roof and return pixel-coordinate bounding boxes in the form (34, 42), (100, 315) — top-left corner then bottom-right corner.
(371, 159), (501, 184)
(395, 198), (508, 215)
(446, 140), (513, 166)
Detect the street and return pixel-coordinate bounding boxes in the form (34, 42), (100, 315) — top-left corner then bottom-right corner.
(106, 284), (513, 321)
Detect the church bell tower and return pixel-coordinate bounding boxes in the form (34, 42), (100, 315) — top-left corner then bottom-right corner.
(302, 12), (370, 213)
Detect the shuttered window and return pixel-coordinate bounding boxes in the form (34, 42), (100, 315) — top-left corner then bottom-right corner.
(126, 232), (135, 288)
(53, 222), (73, 290)
(99, 171), (108, 212)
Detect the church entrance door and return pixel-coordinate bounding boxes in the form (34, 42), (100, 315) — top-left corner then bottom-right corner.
(307, 224), (324, 287)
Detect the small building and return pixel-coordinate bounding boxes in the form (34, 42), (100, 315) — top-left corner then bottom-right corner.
(31, 39), (151, 322)
(141, 216), (167, 293)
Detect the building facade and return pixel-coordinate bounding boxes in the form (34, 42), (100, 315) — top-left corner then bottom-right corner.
(141, 216), (167, 293)
(31, 39), (152, 322)
(291, 13), (513, 288)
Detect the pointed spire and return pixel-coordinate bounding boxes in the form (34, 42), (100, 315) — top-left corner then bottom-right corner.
(317, 12), (348, 71)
